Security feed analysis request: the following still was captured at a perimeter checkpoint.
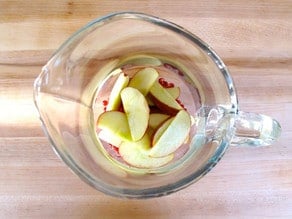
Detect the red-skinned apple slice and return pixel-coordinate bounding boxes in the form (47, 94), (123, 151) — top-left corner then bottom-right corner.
(121, 87), (150, 141)
(119, 133), (174, 168)
(97, 111), (131, 141)
(166, 86), (180, 99)
(149, 113), (171, 130)
(128, 67), (159, 95)
(107, 72), (129, 111)
(150, 110), (191, 157)
(149, 80), (183, 116)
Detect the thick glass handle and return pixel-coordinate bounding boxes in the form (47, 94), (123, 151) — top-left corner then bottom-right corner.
(231, 111), (282, 146)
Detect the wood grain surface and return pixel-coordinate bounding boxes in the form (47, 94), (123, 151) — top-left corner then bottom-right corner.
(0, 0), (291, 218)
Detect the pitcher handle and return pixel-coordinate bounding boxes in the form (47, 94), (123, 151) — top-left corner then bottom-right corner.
(230, 111), (281, 146)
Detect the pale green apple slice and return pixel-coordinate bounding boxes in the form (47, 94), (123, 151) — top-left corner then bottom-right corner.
(121, 87), (150, 141)
(98, 130), (123, 147)
(149, 80), (183, 116)
(166, 86), (180, 100)
(149, 113), (171, 129)
(128, 67), (159, 96)
(119, 54), (162, 67)
(152, 117), (174, 145)
(107, 72), (129, 111)
(150, 110), (191, 157)
(119, 133), (174, 168)
(97, 111), (131, 141)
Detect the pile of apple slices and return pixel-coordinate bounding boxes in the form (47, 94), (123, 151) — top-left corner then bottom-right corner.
(97, 67), (191, 169)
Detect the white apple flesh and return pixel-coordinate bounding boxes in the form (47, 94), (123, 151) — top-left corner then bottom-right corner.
(150, 110), (191, 157)
(149, 113), (170, 129)
(121, 87), (150, 141)
(152, 117), (174, 145)
(119, 134), (174, 168)
(97, 111), (132, 141)
(166, 86), (180, 100)
(119, 54), (162, 67)
(98, 130), (123, 147)
(128, 67), (159, 96)
(107, 72), (129, 111)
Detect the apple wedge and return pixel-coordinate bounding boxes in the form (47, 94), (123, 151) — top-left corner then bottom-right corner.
(120, 54), (162, 67)
(97, 111), (132, 141)
(152, 117), (174, 145)
(149, 80), (183, 116)
(128, 67), (159, 96)
(166, 86), (180, 100)
(121, 87), (149, 141)
(119, 134), (174, 168)
(150, 110), (191, 157)
(149, 113), (171, 130)
(107, 72), (129, 111)
(98, 130), (123, 147)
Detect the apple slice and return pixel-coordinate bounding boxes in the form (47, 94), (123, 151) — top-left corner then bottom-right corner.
(166, 86), (180, 100)
(149, 113), (170, 130)
(150, 110), (191, 157)
(121, 87), (150, 141)
(120, 54), (162, 67)
(119, 133), (174, 168)
(149, 80), (183, 116)
(107, 72), (129, 111)
(98, 130), (123, 147)
(152, 117), (174, 145)
(128, 67), (159, 96)
(97, 111), (131, 141)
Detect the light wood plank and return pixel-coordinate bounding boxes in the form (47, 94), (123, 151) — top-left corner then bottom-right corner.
(0, 0), (291, 218)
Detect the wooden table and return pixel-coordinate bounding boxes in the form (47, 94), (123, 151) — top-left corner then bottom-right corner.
(1, 1), (291, 218)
